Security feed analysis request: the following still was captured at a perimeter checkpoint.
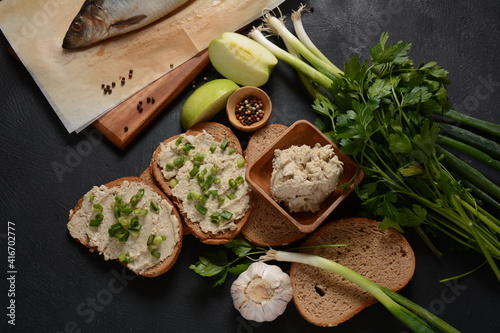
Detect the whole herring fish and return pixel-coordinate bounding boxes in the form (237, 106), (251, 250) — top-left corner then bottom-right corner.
(62, 0), (190, 49)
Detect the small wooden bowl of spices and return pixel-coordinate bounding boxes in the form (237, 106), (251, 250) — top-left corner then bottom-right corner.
(226, 86), (272, 132)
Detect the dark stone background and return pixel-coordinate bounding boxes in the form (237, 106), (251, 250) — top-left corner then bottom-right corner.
(0, 1), (498, 332)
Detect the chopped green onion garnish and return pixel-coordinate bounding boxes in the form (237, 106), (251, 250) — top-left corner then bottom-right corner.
(214, 177), (221, 184)
(89, 219), (101, 227)
(150, 202), (160, 212)
(197, 173), (205, 184)
(183, 143), (195, 154)
(165, 163), (174, 170)
(118, 252), (130, 263)
(89, 194), (95, 202)
(228, 179), (238, 190)
(221, 210), (233, 220)
(130, 230), (140, 238)
(175, 136), (184, 146)
(108, 223), (122, 237)
(151, 249), (161, 259)
(210, 212), (221, 224)
(193, 153), (205, 162)
(228, 148), (238, 154)
(200, 194), (209, 204)
(187, 191), (203, 201)
(226, 193), (236, 200)
(217, 195), (225, 205)
(237, 157), (246, 168)
(147, 234), (155, 246)
(196, 203), (208, 215)
(189, 166), (200, 178)
(169, 178), (178, 188)
(118, 217), (130, 228)
(210, 143), (217, 153)
(173, 156), (186, 167)
(130, 188), (145, 207)
(115, 229), (130, 242)
(235, 176), (245, 184)
(210, 166), (218, 175)
(220, 139), (229, 150)
(152, 235), (164, 246)
(133, 209), (148, 216)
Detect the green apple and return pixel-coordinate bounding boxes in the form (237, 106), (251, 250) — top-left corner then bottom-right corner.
(180, 79), (239, 130)
(208, 32), (278, 87)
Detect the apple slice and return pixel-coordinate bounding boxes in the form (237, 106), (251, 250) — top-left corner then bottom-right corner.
(180, 79), (239, 130)
(208, 32), (278, 87)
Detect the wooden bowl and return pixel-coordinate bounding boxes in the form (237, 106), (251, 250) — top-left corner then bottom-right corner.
(246, 120), (364, 233)
(226, 86), (272, 132)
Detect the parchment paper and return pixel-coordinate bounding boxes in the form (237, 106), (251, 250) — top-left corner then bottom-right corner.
(0, 0), (285, 133)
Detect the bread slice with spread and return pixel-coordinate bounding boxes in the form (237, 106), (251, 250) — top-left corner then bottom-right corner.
(290, 217), (416, 327)
(151, 122), (252, 245)
(67, 177), (183, 278)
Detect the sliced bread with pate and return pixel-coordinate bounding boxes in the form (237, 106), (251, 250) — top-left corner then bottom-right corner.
(242, 124), (307, 246)
(68, 177), (183, 278)
(151, 122), (251, 245)
(290, 217), (416, 327)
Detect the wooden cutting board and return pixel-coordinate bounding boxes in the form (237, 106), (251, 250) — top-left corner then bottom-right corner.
(93, 49), (210, 150)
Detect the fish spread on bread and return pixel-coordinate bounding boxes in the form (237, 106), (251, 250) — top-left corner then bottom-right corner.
(156, 130), (251, 235)
(68, 178), (182, 276)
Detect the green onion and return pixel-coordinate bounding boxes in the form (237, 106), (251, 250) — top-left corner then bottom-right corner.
(210, 212), (221, 224)
(220, 139), (229, 150)
(133, 209), (148, 216)
(165, 163), (174, 170)
(89, 194), (95, 202)
(152, 235), (164, 246)
(108, 223), (122, 237)
(228, 179), (238, 190)
(173, 156), (186, 167)
(150, 201), (160, 212)
(193, 153), (205, 162)
(261, 250), (459, 333)
(151, 249), (161, 259)
(214, 177), (221, 184)
(210, 166), (218, 175)
(217, 195), (225, 205)
(196, 203), (208, 215)
(235, 176), (244, 184)
(130, 230), (140, 238)
(169, 178), (178, 188)
(147, 234), (155, 246)
(236, 157), (246, 168)
(226, 193), (236, 200)
(118, 252), (130, 263)
(189, 166), (200, 178)
(130, 188), (145, 207)
(228, 148), (238, 154)
(89, 219), (101, 227)
(220, 210), (233, 220)
(115, 229), (130, 243)
(210, 143), (217, 153)
(118, 217), (130, 228)
(175, 136), (184, 146)
(92, 204), (103, 211)
(183, 143), (195, 154)
(187, 191), (203, 201)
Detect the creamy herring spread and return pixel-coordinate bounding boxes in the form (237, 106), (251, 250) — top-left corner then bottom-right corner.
(270, 144), (343, 213)
(157, 131), (250, 234)
(68, 181), (180, 274)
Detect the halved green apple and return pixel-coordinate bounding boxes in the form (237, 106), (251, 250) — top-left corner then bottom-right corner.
(180, 79), (239, 130)
(208, 32), (278, 87)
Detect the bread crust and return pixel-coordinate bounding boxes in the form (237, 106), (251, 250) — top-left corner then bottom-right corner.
(242, 124), (307, 246)
(68, 176), (183, 278)
(150, 122), (251, 245)
(290, 217), (416, 327)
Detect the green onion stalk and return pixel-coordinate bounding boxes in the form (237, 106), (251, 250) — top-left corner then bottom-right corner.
(249, 8), (500, 281)
(261, 249), (460, 333)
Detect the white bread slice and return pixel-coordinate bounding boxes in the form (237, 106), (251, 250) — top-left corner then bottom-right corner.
(290, 217), (416, 327)
(68, 177), (183, 278)
(242, 124), (307, 246)
(150, 122), (251, 245)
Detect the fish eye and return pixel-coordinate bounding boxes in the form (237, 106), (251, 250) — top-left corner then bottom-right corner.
(72, 21), (83, 32)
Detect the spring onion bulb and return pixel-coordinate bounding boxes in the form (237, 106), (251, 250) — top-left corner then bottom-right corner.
(261, 249), (459, 333)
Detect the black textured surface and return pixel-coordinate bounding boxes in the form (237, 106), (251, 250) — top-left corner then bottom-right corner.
(1, 1), (499, 332)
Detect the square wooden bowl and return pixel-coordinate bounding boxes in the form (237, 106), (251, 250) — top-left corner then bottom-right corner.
(246, 120), (363, 233)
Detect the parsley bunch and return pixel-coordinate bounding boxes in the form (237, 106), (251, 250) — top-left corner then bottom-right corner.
(250, 10), (500, 281)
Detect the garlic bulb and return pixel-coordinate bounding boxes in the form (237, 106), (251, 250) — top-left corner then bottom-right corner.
(230, 261), (293, 322)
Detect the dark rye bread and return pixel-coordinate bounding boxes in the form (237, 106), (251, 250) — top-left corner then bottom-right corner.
(150, 122), (251, 245)
(242, 124), (307, 246)
(290, 217), (416, 327)
(68, 177), (183, 278)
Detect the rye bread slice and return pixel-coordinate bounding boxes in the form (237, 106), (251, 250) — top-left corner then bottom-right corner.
(68, 177), (183, 278)
(150, 122), (251, 245)
(290, 217), (416, 327)
(242, 124), (307, 246)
